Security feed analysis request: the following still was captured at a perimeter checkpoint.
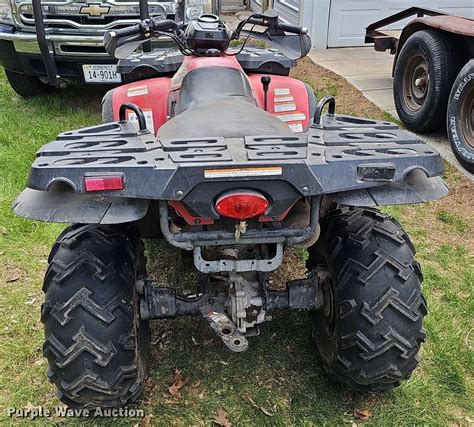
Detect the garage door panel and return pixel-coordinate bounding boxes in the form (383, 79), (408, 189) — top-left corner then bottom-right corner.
(250, 0), (261, 12)
(328, 0), (474, 47)
(274, 0), (300, 24)
(251, 0), (301, 24)
(328, 7), (382, 45)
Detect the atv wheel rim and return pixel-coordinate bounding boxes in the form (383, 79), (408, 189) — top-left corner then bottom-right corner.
(460, 86), (474, 149)
(321, 276), (336, 337)
(403, 53), (429, 112)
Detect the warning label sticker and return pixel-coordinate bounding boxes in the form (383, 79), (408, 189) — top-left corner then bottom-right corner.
(274, 96), (295, 103)
(128, 110), (155, 134)
(276, 112), (307, 122)
(287, 122), (304, 133)
(127, 85), (148, 97)
(204, 167), (283, 179)
(274, 88), (291, 96)
(274, 103), (297, 113)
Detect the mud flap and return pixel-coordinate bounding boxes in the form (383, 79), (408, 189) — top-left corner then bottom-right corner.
(13, 188), (149, 224)
(334, 172), (449, 207)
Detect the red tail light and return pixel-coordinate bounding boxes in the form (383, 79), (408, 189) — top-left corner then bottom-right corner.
(216, 190), (269, 220)
(84, 176), (124, 192)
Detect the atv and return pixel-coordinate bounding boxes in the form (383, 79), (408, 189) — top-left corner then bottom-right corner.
(13, 9), (449, 409)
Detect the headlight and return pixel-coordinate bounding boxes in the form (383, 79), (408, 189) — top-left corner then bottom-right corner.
(0, 0), (14, 25)
(185, 0), (214, 21)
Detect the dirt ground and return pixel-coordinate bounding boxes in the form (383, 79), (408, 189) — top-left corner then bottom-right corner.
(293, 57), (388, 120)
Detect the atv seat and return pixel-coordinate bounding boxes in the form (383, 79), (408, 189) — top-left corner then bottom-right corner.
(158, 66), (292, 139)
(158, 99), (292, 139)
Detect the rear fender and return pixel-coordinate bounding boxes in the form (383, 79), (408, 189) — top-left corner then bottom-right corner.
(335, 170), (449, 207)
(248, 74), (316, 132)
(102, 77), (172, 135)
(12, 188), (149, 224)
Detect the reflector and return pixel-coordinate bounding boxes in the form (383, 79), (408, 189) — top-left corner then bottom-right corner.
(84, 176), (124, 192)
(216, 190), (269, 220)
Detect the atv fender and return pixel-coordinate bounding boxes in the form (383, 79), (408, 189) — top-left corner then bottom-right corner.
(335, 170), (449, 207)
(248, 74), (315, 132)
(12, 188), (149, 224)
(102, 77), (172, 134)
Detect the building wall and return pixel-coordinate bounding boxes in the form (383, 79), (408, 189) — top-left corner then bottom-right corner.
(221, 0), (245, 12)
(251, 0), (474, 49)
(325, 0), (474, 47)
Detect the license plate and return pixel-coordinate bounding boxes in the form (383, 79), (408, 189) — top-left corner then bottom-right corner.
(82, 64), (121, 83)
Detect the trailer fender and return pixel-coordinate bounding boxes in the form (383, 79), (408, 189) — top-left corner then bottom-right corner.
(12, 188), (150, 224)
(394, 16), (474, 75)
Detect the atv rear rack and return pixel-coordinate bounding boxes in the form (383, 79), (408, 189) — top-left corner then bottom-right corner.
(25, 114), (443, 195)
(14, 113), (448, 227)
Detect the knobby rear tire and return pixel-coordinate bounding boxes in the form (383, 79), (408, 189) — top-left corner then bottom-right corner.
(41, 224), (150, 408)
(307, 208), (427, 391)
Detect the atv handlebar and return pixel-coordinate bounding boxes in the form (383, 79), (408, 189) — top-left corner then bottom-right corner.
(104, 18), (183, 58)
(242, 18), (307, 35)
(275, 22), (308, 35)
(104, 11), (310, 60)
(109, 23), (142, 39)
(106, 18), (182, 41)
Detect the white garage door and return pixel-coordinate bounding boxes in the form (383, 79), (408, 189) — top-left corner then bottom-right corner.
(250, 0), (300, 24)
(328, 0), (474, 47)
(274, 0), (300, 24)
(250, 0), (262, 13)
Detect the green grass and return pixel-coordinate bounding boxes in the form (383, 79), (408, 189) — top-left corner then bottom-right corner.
(382, 111), (402, 127)
(436, 209), (469, 233)
(0, 68), (473, 426)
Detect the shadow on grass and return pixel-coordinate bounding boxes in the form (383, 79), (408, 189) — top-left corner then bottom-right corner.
(23, 80), (115, 115)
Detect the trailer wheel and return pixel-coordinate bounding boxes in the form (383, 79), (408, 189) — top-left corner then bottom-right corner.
(5, 70), (53, 98)
(307, 208), (426, 391)
(42, 224), (150, 408)
(447, 60), (474, 173)
(394, 30), (460, 133)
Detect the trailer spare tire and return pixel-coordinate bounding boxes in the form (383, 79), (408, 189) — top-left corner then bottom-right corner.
(447, 60), (474, 174)
(394, 30), (459, 133)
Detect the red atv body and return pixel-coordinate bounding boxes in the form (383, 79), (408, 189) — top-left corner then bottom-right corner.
(104, 55), (314, 136)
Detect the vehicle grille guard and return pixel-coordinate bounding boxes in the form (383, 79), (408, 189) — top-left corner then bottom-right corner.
(31, 0), (152, 85)
(31, 0), (59, 86)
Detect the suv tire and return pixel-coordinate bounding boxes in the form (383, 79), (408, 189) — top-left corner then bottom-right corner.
(5, 70), (53, 97)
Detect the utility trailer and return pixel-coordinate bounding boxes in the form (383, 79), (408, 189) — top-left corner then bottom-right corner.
(366, 7), (474, 173)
